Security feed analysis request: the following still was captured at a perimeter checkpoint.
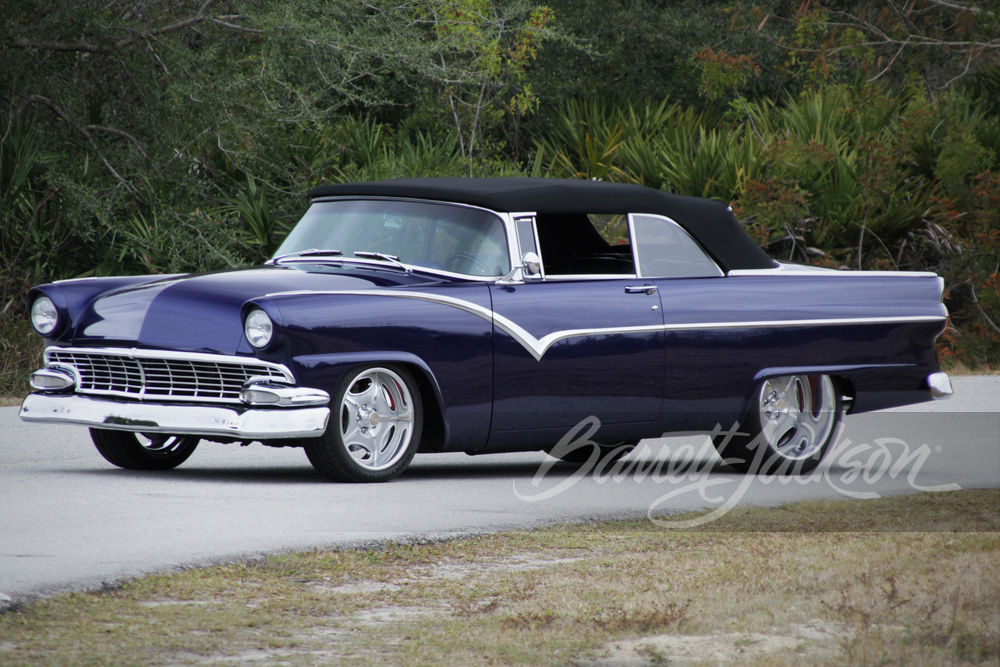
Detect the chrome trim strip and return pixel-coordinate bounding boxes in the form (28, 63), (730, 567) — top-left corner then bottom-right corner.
(53, 274), (186, 284)
(19, 393), (330, 439)
(263, 289), (947, 362)
(541, 274), (639, 281)
(728, 268), (940, 277)
(926, 372), (954, 399)
(659, 315), (944, 331)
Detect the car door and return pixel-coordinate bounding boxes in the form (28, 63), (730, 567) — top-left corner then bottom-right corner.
(488, 214), (666, 433)
(630, 213), (744, 428)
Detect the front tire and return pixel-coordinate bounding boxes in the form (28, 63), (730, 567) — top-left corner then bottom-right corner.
(304, 365), (422, 483)
(713, 374), (842, 475)
(90, 429), (199, 471)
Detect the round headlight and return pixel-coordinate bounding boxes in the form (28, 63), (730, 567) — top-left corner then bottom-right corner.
(245, 309), (273, 348)
(30, 296), (59, 336)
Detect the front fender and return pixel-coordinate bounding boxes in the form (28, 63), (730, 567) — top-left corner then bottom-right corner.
(292, 351), (451, 453)
(250, 286), (495, 452)
(28, 275), (183, 345)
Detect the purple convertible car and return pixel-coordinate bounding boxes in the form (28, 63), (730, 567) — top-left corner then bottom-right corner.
(19, 178), (952, 481)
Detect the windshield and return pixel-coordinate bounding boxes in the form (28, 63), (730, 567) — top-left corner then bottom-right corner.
(275, 199), (511, 277)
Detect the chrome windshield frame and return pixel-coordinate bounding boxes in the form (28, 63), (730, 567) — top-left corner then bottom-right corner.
(284, 196), (515, 282)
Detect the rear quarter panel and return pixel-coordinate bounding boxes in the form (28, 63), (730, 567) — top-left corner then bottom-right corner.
(653, 271), (947, 430)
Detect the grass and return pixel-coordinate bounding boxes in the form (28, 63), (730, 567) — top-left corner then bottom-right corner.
(0, 489), (997, 666)
(0, 317), (41, 405)
(939, 358), (1000, 376)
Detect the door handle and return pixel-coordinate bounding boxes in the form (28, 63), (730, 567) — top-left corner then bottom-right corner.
(625, 285), (657, 295)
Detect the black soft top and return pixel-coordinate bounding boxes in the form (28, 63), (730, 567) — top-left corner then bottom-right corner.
(308, 177), (776, 272)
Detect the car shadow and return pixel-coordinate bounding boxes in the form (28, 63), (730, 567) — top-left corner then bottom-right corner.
(401, 457), (735, 480)
(52, 465), (324, 484)
(50, 453), (738, 484)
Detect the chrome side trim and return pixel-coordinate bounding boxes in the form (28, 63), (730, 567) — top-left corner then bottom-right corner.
(19, 393), (330, 439)
(926, 372), (954, 399)
(263, 289), (947, 362)
(540, 274), (638, 281)
(53, 274), (186, 284)
(728, 268), (940, 277)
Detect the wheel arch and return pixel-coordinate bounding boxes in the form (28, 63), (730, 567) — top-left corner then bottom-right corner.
(750, 365), (860, 416)
(294, 351), (449, 452)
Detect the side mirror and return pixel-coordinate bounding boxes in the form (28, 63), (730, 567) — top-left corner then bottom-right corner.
(521, 252), (541, 277)
(497, 251), (542, 286)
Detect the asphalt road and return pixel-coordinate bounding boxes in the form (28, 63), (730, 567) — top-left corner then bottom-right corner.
(2, 377), (998, 605)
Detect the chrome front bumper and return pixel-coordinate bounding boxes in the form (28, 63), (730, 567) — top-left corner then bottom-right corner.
(19, 393), (330, 440)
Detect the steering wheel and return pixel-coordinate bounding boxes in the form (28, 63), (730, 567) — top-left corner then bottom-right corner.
(445, 253), (491, 275)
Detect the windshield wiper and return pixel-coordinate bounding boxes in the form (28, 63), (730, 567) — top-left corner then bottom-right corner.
(352, 251), (411, 273)
(267, 249), (342, 265)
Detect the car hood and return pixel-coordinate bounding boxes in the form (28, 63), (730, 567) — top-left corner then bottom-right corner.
(73, 265), (445, 354)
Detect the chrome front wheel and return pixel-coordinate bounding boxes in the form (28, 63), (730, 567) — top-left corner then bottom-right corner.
(304, 365), (422, 482)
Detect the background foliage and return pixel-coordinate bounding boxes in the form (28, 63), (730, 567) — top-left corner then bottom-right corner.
(2, 0), (999, 395)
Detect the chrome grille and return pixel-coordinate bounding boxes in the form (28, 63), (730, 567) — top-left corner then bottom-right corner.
(45, 348), (292, 404)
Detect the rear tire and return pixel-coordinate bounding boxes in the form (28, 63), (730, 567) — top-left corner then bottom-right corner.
(713, 374), (842, 475)
(304, 365), (422, 483)
(90, 429), (199, 471)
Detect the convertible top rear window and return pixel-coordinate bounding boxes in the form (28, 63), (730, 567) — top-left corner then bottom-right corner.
(632, 214), (723, 278)
(276, 200), (510, 277)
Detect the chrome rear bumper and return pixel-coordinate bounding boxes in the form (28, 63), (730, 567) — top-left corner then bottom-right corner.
(18, 393), (330, 440)
(926, 372), (954, 399)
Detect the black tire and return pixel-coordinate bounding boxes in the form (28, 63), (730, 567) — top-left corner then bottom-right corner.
(90, 429), (199, 471)
(304, 365), (423, 483)
(713, 374), (842, 475)
(546, 440), (637, 466)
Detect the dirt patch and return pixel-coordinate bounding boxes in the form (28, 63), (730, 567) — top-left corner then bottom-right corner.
(310, 553), (582, 595)
(583, 622), (850, 666)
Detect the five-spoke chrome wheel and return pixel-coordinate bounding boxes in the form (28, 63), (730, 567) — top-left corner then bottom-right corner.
(305, 365), (423, 482)
(713, 374), (842, 475)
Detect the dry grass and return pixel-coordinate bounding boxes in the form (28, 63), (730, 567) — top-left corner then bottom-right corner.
(939, 358), (1000, 376)
(0, 317), (41, 401)
(0, 489), (997, 666)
